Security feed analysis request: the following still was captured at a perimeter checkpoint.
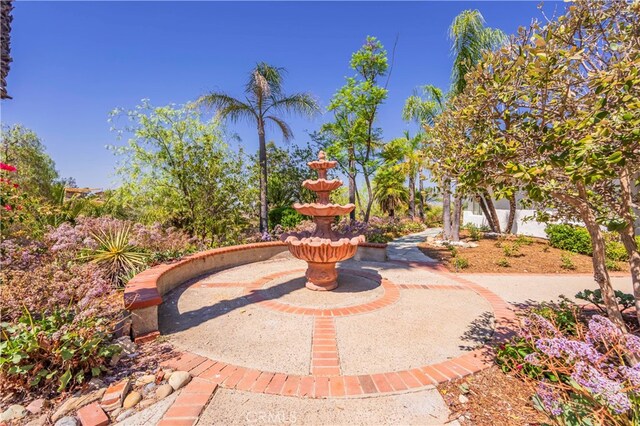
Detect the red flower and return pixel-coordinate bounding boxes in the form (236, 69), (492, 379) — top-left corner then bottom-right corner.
(0, 163), (16, 172)
(4, 205), (12, 211)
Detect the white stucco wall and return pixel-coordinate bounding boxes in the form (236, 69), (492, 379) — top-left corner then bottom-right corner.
(462, 209), (549, 238)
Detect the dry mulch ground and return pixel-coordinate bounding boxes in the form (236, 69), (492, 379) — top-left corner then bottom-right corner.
(438, 365), (548, 425)
(418, 233), (626, 274)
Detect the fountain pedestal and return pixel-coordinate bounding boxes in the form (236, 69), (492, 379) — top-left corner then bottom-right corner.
(281, 151), (365, 291)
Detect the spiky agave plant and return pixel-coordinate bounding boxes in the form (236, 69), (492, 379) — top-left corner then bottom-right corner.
(80, 224), (148, 287)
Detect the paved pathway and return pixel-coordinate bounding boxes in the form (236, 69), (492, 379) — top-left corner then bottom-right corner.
(387, 229), (440, 262)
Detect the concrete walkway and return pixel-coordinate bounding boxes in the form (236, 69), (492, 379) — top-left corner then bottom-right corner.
(387, 229), (440, 262)
(118, 229), (635, 426)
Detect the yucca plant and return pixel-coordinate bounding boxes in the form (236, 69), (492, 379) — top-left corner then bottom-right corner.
(80, 224), (148, 287)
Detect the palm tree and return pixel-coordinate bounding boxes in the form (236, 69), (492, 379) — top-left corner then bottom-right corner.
(449, 10), (506, 237)
(449, 10), (506, 96)
(373, 166), (409, 218)
(198, 63), (319, 232)
(1, 0), (14, 99)
(405, 11), (504, 239)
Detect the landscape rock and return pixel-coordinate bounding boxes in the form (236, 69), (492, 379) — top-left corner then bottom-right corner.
(135, 374), (156, 386)
(100, 377), (132, 412)
(458, 394), (469, 404)
(115, 408), (136, 422)
(25, 414), (48, 426)
(54, 416), (78, 426)
(0, 404), (27, 422)
(155, 370), (165, 384)
(110, 407), (122, 419)
(26, 398), (48, 414)
(155, 384), (174, 399)
(168, 371), (191, 390)
(114, 336), (137, 356)
(142, 382), (157, 397)
(123, 391), (142, 409)
(88, 378), (105, 391)
(51, 387), (106, 421)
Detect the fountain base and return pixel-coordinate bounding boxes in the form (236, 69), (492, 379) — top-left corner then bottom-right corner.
(305, 262), (338, 291)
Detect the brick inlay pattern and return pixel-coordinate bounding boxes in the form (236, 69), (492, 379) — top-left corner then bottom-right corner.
(245, 268), (401, 317)
(157, 260), (516, 402)
(311, 317), (340, 376)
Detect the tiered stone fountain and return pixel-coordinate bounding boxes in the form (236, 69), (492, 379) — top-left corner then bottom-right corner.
(281, 151), (365, 291)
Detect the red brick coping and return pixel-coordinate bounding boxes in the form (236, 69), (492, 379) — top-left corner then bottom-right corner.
(124, 241), (387, 341)
(156, 260), (516, 404)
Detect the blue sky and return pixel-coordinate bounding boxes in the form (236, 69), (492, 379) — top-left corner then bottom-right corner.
(2, 1), (564, 188)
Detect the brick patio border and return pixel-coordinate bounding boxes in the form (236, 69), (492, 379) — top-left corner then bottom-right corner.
(157, 260), (516, 402)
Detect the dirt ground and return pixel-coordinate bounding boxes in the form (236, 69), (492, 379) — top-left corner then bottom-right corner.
(438, 365), (548, 426)
(418, 233), (626, 274)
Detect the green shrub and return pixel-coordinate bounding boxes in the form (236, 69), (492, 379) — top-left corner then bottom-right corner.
(605, 259), (623, 271)
(0, 309), (120, 392)
(605, 240), (628, 262)
(424, 205), (443, 227)
(465, 223), (482, 241)
(268, 207), (305, 229)
(575, 288), (635, 313)
(502, 242), (522, 257)
(399, 219), (425, 234)
(453, 256), (469, 270)
(515, 235), (534, 246)
(496, 258), (511, 267)
(545, 224), (592, 255)
(560, 252), (576, 270)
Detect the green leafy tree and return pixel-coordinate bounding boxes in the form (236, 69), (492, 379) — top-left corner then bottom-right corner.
(198, 63), (319, 232)
(320, 36), (388, 222)
(109, 100), (252, 245)
(445, 0), (639, 327)
(0, 125), (62, 201)
(251, 142), (316, 209)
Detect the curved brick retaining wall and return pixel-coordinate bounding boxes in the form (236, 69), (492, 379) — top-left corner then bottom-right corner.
(124, 241), (387, 342)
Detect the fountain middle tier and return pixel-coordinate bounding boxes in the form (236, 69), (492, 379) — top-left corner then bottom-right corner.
(293, 202), (355, 217)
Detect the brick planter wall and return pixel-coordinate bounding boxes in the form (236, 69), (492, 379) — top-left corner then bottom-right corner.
(124, 241), (387, 342)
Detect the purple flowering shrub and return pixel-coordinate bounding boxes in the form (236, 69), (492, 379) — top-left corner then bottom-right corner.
(499, 304), (640, 424)
(0, 216), (202, 394)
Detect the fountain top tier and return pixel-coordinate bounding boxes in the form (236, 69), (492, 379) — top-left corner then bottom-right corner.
(293, 151), (355, 217)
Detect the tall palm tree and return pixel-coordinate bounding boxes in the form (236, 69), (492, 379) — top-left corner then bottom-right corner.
(198, 63), (319, 232)
(449, 10), (506, 238)
(449, 10), (506, 96)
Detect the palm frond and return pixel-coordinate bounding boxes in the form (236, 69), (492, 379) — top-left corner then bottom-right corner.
(197, 92), (257, 124)
(267, 92), (320, 117)
(449, 9), (506, 94)
(266, 115), (293, 142)
(246, 62), (286, 99)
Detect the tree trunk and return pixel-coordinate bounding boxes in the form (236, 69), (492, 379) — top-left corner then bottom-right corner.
(482, 190), (501, 233)
(258, 122), (268, 233)
(505, 194), (517, 234)
(442, 177), (452, 240)
(417, 169), (425, 222)
(476, 195), (496, 232)
(363, 171), (374, 222)
(408, 173), (416, 220)
(348, 154), (356, 222)
(618, 168), (640, 325)
(451, 194), (462, 242)
(575, 186), (626, 330)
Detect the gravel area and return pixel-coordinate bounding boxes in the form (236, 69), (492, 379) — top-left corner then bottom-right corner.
(160, 286), (313, 375)
(336, 289), (493, 375)
(198, 387), (451, 425)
